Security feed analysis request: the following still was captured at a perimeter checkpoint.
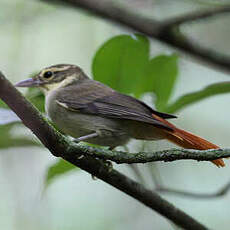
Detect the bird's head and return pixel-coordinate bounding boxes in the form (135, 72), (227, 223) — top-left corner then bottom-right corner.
(15, 64), (88, 93)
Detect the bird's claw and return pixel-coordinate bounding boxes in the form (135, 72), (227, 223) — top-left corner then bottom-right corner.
(73, 138), (80, 143)
(103, 160), (113, 172)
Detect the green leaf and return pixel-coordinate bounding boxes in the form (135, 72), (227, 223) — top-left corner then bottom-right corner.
(92, 34), (179, 108)
(0, 100), (8, 109)
(46, 159), (79, 186)
(165, 81), (230, 113)
(144, 54), (178, 111)
(92, 34), (150, 98)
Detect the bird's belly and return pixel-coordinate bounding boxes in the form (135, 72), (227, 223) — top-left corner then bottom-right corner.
(46, 100), (130, 147)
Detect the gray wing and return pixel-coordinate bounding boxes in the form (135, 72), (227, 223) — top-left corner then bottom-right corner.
(56, 80), (176, 131)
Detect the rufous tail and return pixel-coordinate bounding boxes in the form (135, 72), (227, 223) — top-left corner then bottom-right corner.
(152, 114), (225, 167)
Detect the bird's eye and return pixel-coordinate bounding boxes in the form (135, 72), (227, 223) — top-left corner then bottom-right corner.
(43, 71), (53, 79)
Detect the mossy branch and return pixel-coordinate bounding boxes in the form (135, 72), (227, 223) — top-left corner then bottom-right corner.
(82, 147), (229, 164)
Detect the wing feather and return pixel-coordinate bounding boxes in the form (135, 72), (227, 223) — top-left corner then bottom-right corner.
(56, 80), (175, 131)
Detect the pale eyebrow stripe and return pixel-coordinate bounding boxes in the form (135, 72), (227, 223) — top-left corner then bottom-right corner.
(41, 66), (71, 75)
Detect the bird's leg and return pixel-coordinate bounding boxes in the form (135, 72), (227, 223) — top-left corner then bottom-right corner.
(92, 158), (113, 181)
(74, 133), (113, 173)
(73, 133), (99, 161)
(103, 159), (113, 171)
(74, 132), (98, 143)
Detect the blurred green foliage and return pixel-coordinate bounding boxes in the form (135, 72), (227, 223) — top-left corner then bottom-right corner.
(165, 81), (230, 113)
(0, 123), (39, 149)
(1, 33), (230, 186)
(46, 159), (78, 187)
(0, 100), (8, 109)
(143, 54), (178, 111)
(26, 87), (45, 112)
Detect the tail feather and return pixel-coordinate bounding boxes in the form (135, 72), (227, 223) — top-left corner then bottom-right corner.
(166, 128), (225, 167)
(152, 113), (225, 167)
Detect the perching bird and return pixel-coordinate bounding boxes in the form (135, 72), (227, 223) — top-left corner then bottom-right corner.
(15, 64), (225, 167)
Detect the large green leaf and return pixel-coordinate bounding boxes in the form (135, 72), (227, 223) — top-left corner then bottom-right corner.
(144, 54), (178, 111)
(92, 34), (150, 98)
(92, 34), (179, 108)
(46, 159), (78, 186)
(165, 81), (230, 113)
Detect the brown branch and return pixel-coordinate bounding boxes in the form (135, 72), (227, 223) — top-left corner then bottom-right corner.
(0, 72), (209, 229)
(42, 0), (230, 73)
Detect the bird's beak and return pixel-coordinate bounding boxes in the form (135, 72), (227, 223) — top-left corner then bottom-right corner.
(15, 78), (42, 87)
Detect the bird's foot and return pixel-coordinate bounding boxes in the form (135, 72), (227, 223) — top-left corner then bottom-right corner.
(74, 138), (80, 143)
(91, 175), (97, 180)
(102, 159), (113, 172)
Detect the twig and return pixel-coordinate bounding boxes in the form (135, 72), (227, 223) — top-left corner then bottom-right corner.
(42, 0), (230, 73)
(0, 72), (209, 230)
(162, 6), (230, 27)
(155, 180), (230, 199)
(83, 148), (230, 164)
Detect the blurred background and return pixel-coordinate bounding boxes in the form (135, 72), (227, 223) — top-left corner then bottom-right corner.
(1, 0), (230, 229)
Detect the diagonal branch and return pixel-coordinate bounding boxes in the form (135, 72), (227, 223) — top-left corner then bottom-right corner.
(42, 0), (230, 73)
(0, 72), (209, 230)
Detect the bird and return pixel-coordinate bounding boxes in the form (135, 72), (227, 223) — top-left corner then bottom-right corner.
(15, 64), (225, 167)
